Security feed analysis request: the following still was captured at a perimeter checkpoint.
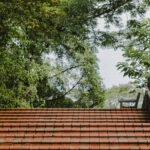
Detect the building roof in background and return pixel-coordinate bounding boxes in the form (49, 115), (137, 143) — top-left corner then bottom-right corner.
(0, 108), (150, 149)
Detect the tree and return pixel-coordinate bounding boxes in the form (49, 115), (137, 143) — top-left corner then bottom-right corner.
(104, 83), (145, 108)
(104, 83), (138, 108)
(0, 0), (148, 108)
(117, 19), (150, 87)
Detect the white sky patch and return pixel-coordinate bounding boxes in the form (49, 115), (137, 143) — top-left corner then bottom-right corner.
(96, 15), (130, 88)
(97, 49), (132, 88)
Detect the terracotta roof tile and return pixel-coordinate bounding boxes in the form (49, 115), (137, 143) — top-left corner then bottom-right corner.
(0, 108), (149, 149)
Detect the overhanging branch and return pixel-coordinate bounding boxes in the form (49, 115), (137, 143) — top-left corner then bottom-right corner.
(49, 65), (83, 79)
(91, 0), (133, 18)
(46, 75), (84, 101)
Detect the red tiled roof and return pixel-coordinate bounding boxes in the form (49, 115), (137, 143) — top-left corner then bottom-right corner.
(0, 108), (150, 149)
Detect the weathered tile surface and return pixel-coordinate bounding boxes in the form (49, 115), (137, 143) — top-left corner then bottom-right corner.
(0, 108), (150, 149)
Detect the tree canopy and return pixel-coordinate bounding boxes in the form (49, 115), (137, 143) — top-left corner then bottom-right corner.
(0, 0), (149, 108)
(117, 19), (150, 88)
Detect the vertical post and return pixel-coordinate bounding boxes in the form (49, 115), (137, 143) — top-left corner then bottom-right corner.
(142, 90), (150, 111)
(147, 78), (150, 91)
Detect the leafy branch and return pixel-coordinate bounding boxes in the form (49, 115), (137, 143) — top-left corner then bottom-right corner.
(92, 0), (133, 18)
(46, 75), (84, 101)
(49, 64), (83, 79)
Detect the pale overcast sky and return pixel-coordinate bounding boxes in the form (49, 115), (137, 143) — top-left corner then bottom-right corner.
(96, 11), (150, 88)
(96, 16), (131, 88)
(97, 49), (131, 88)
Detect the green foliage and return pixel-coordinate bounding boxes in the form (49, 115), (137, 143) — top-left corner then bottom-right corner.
(117, 19), (150, 87)
(106, 84), (135, 99)
(0, 0), (148, 108)
(104, 83), (139, 108)
(0, 0), (103, 108)
(45, 98), (74, 108)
